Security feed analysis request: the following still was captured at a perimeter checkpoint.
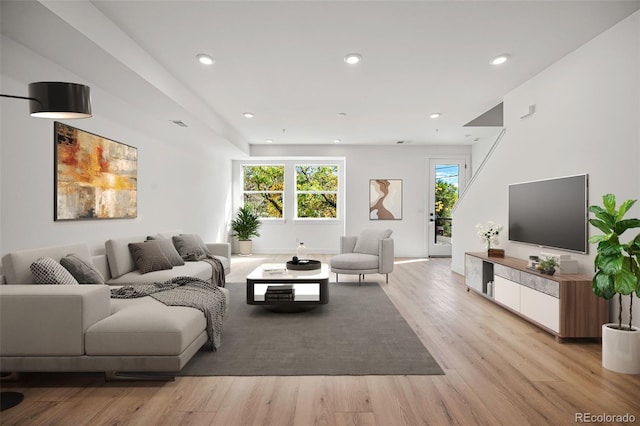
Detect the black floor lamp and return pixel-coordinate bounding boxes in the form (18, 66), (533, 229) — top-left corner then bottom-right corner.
(0, 80), (92, 411)
(0, 81), (92, 119)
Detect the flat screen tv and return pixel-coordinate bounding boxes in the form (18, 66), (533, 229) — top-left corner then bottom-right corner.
(508, 174), (588, 254)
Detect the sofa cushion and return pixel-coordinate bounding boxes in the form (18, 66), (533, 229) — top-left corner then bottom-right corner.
(146, 235), (185, 266)
(105, 236), (145, 279)
(60, 254), (105, 284)
(128, 241), (173, 274)
(30, 257), (79, 285)
(353, 229), (393, 255)
(172, 234), (209, 261)
(85, 296), (206, 356)
(106, 261), (213, 285)
(2, 243), (92, 284)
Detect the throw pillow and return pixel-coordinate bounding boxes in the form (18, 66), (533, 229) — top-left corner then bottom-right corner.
(30, 257), (79, 285)
(128, 241), (173, 274)
(172, 234), (209, 261)
(60, 253), (105, 284)
(146, 235), (185, 266)
(353, 228), (393, 255)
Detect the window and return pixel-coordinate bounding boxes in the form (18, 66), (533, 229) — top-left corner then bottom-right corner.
(295, 165), (338, 219)
(242, 165), (284, 218)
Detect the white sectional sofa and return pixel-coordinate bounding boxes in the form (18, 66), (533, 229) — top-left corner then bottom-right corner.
(0, 233), (230, 378)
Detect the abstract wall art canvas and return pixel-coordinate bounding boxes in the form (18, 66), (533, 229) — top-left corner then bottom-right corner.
(55, 122), (137, 221)
(370, 179), (402, 220)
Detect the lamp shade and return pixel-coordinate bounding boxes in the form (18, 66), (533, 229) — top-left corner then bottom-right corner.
(28, 82), (91, 119)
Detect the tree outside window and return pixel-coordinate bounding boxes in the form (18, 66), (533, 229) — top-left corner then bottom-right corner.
(295, 165), (338, 218)
(242, 165), (284, 218)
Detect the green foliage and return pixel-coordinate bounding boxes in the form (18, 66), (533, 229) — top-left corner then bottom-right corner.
(435, 180), (458, 237)
(243, 166), (284, 218)
(231, 205), (262, 241)
(296, 166), (338, 218)
(539, 257), (559, 271)
(589, 194), (640, 330)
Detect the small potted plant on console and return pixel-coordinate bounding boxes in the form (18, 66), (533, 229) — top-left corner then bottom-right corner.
(589, 194), (640, 374)
(538, 257), (559, 275)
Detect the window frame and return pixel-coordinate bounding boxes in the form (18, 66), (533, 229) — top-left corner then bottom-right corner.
(241, 164), (285, 220)
(294, 164), (340, 220)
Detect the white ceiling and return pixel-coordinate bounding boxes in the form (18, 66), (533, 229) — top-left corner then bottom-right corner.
(2, 1), (639, 149)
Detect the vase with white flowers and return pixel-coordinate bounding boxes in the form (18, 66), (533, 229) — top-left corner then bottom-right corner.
(476, 221), (504, 257)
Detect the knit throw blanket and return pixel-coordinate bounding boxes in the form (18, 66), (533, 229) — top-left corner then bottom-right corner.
(110, 276), (227, 351)
(202, 255), (226, 288)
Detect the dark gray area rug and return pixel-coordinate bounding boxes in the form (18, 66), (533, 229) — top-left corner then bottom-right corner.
(178, 281), (444, 376)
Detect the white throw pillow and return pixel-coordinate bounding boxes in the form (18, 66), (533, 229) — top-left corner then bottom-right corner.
(30, 256), (79, 285)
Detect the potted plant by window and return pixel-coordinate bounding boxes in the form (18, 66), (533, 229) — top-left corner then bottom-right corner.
(231, 205), (262, 256)
(589, 194), (640, 374)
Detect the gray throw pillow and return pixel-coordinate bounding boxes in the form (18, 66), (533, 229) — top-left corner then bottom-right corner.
(128, 241), (173, 274)
(30, 257), (79, 285)
(353, 229), (393, 255)
(60, 253), (104, 284)
(147, 235), (185, 266)
(172, 234), (210, 261)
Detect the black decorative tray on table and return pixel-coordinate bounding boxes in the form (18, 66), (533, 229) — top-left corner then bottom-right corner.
(286, 258), (321, 271)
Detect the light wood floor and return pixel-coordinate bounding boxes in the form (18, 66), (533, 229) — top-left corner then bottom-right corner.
(2, 254), (639, 425)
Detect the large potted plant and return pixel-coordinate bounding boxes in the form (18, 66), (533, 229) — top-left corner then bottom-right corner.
(231, 205), (262, 256)
(589, 194), (640, 374)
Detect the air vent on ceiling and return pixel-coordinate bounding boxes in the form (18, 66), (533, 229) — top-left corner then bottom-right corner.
(171, 120), (188, 128)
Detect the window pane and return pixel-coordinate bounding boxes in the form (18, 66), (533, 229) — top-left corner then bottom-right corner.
(296, 166), (338, 191)
(297, 193), (337, 218)
(243, 166), (284, 191)
(244, 193), (283, 218)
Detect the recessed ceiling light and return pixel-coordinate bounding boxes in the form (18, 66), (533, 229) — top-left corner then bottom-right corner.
(196, 53), (215, 65)
(265, 139), (273, 143)
(334, 139), (341, 144)
(344, 53), (362, 65)
(243, 112), (254, 118)
(490, 54), (510, 65)
(430, 113), (441, 119)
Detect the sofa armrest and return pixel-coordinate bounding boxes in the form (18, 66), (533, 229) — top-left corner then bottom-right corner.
(340, 236), (358, 254)
(379, 238), (394, 274)
(0, 285), (111, 356)
(206, 242), (231, 260)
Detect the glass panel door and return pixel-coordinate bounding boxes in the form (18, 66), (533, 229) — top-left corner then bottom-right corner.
(428, 159), (466, 257)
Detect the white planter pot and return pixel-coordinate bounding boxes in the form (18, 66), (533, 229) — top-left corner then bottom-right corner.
(602, 323), (640, 374)
(238, 240), (253, 256)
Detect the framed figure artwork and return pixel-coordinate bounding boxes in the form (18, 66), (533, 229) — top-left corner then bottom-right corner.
(370, 179), (402, 220)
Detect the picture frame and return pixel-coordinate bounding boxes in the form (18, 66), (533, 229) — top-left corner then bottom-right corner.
(54, 122), (137, 221)
(369, 179), (402, 220)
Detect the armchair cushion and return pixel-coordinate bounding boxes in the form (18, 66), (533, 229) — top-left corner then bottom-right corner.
(353, 229), (393, 255)
(330, 253), (380, 270)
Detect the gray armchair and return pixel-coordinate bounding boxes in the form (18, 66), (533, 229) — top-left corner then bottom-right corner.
(329, 229), (394, 284)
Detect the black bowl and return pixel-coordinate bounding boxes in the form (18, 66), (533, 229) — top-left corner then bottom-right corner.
(286, 259), (321, 271)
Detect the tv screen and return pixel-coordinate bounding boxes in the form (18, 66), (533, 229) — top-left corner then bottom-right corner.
(508, 174), (588, 254)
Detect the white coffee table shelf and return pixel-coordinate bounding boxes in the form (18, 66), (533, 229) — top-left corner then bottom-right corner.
(246, 264), (330, 307)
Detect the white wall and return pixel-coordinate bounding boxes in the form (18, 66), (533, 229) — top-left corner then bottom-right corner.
(251, 144), (470, 257)
(1, 37), (240, 258)
(453, 11), (640, 325)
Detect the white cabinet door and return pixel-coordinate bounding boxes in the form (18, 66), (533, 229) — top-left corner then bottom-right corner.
(520, 286), (560, 332)
(494, 275), (520, 312)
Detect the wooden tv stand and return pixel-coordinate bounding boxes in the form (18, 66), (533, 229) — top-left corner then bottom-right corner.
(465, 252), (609, 342)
